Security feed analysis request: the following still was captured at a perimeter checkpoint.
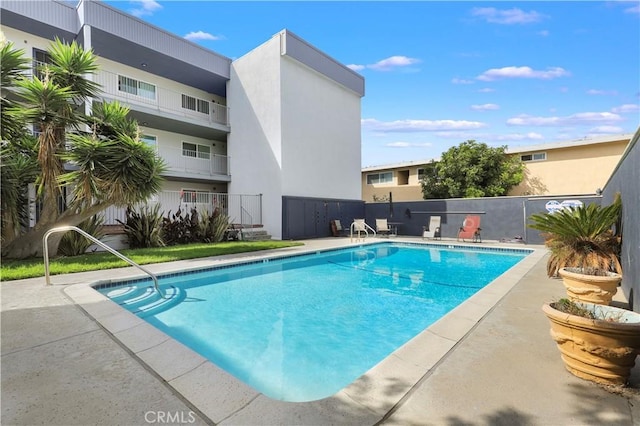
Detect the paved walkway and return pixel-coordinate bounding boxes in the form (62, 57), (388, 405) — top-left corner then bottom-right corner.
(2, 238), (638, 425)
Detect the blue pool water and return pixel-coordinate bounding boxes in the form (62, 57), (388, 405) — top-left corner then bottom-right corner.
(98, 243), (530, 402)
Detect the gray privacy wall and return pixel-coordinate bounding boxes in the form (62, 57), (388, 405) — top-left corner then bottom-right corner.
(601, 128), (639, 311)
(364, 196), (602, 245)
(282, 193), (601, 245)
(282, 196), (365, 240)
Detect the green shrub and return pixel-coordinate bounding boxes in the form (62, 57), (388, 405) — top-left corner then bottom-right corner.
(161, 207), (199, 246)
(198, 208), (230, 243)
(58, 215), (105, 256)
(117, 205), (164, 249)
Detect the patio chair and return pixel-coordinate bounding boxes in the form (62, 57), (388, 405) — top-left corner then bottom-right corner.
(422, 216), (441, 240)
(330, 219), (348, 237)
(376, 218), (391, 237)
(458, 215), (482, 243)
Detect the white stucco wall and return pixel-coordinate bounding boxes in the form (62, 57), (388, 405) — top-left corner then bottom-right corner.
(3, 27), (53, 57)
(228, 36), (284, 237)
(280, 56), (361, 200)
(228, 31), (363, 239)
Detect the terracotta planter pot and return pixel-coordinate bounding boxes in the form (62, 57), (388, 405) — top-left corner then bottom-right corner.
(558, 267), (622, 305)
(542, 302), (640, 386)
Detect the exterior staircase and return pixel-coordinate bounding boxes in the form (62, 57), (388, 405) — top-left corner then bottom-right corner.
(240, 227), (272, 241)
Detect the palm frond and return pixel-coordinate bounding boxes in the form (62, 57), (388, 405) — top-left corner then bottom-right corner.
(529, 198), (622, 276)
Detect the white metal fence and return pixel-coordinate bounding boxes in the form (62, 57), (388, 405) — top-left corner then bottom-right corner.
(102, 191), (262, 227)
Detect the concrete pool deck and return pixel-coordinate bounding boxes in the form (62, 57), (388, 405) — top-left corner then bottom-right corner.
(2, 237), (639, 425)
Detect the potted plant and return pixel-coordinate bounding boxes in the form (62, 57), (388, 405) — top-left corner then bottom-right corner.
(542, 299), (640, 386)
(529, 196), (622, 305)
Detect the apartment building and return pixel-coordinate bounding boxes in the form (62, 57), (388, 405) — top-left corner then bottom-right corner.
(1, 0), (364, 240)
(362, 134), (632, 201)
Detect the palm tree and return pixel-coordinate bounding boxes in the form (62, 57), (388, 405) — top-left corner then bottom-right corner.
(1, 38), (165, 259)
(528, 195), (622, 277)
(1, 40), (39, 244)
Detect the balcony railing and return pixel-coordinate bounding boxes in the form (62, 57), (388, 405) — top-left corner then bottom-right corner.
(158, 146), (229, 178)
(102, 191), (262, 227)
(93, 68), (228, 126)
(28, 62), (229, 127)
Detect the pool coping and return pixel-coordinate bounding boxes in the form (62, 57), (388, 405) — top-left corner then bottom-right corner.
(63, 239), (547, 424)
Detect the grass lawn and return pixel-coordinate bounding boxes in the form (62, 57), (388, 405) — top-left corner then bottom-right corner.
(1, 240), (303, 281)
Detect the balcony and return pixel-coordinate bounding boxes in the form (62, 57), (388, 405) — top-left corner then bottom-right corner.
(93, 68), (229, 128)
(158, 146), (230, 181)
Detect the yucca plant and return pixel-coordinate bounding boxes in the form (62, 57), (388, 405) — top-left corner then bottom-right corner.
(529, 195), (622, 277)
(117, 204), (164, 249)
(58, 214), (105, 256)
(198, 208), (230, 243)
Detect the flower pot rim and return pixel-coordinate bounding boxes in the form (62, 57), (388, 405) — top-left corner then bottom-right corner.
(559, 267), (621, 278)
(542, 302), (640, 329)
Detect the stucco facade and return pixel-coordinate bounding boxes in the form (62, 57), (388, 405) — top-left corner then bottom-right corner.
(361, 134), (632, 201)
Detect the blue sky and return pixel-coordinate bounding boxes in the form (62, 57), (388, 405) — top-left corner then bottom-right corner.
(106, 1), (640, 167)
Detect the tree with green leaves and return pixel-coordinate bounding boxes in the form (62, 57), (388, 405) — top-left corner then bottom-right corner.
(421, 140), (524, 199)
(1, 37), (166, 259)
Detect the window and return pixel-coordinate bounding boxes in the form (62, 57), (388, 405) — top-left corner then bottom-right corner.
(140, 134), (157, 149)
(182, 142), (210, 160)
(367, 172), (393, 184)
(180, 189), (210, 203)
(33, 48), (52, 80)
(520, 152), (547, 162)
(118, 75), (156, 100)
(181, 94), (210, 115)
(417, 168), (426, 180)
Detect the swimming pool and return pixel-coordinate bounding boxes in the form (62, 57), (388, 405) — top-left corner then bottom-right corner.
(98, 242), (531, 402)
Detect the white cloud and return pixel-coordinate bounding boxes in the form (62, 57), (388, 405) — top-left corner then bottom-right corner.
(385, 141), (434, 148)
(586, 89), (619, 96)
(452, 77), (474, 85)
(368, 56), (421, 71)
(129, 0), (162, 17)
(471, 7), (545, 24)
(350, 56), (421, 72)
(347, 64), (365, 71)
(477, 88), (495, 93)
(477, 66), (570, 81)
(611, 104), (640, 113)
(362, 118), (487, 132)
(559, 87), (569, 93)
(506, 112), (623, 127)
(625, 4), (640, 14)
(538, 30), (550, 37)
(184, 31), (222, 41)
(589, 126), (625, 133)
(471, 103), (500, 111)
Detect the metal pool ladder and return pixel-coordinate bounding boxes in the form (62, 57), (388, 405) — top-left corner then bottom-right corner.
(43, 226), (164, 298)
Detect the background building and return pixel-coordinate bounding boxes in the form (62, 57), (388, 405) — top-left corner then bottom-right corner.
(361, 134), (632, 202)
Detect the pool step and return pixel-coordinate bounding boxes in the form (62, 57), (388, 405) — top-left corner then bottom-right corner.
(104, 285), (184, 317)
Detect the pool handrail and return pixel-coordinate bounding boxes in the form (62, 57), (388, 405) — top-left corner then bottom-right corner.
(43, 226), (164, 298)
(350, 219), (377, 241)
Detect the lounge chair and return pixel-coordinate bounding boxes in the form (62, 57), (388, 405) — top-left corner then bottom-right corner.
(458, 215), (482, 242)
(422, 216), (441, 240)
(330, 219), (348, 237)
(376, 218), (391, 237)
